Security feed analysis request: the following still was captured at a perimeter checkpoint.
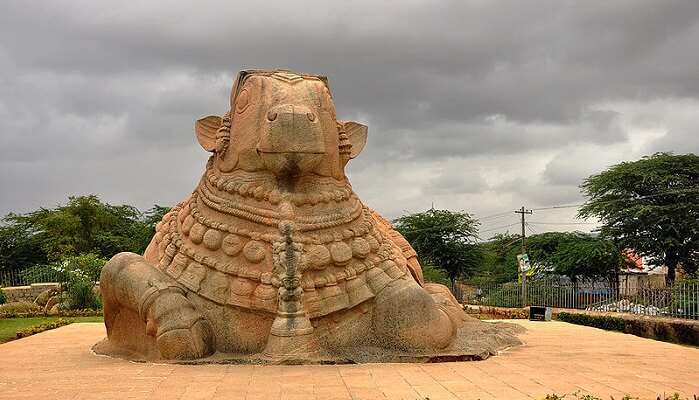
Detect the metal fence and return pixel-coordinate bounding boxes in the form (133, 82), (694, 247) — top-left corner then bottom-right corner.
(0, 268), (67, 287)
(458, 280), (699, 320)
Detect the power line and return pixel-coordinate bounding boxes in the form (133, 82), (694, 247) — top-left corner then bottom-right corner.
(531, 204), (581, 211)
(390, 187), (699, 236)
(478, 222), (520, 234)
(476, 211), (514, 221)
(531, 188), (699, 211)
(528, 221), (598, 225)
(525, 222), (537, 235)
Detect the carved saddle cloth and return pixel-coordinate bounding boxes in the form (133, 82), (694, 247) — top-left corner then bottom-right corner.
(149, 175), (422, 319)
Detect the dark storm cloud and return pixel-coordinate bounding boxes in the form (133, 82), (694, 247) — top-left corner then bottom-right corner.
(1, 0), (698, 227)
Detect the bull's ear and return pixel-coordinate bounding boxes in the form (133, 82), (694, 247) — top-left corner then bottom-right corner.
(341, 121), (368, 158)
(195, 115), (222, 152)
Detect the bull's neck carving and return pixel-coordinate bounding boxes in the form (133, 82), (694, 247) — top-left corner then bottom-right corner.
(198, 167), (365, 238)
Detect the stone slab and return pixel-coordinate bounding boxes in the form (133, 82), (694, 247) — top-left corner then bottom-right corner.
(1, 321), (698, 399)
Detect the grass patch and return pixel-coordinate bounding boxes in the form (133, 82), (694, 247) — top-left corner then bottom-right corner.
(0, 315), (103, 343)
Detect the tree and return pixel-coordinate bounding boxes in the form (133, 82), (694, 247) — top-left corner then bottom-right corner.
(526, 232), (624, 285)
(0, 214), (48, 272)
(394, 209), (482, 286)
(133, 205), (172, 254)
(579, 153), (699, 283)
(0, 195), (171, 272)
(473, 233), (521, 284)
(12, 195), (145, 260)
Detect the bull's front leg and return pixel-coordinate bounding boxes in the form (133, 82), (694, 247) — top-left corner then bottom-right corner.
(100, 252), (214, 359)
(372, 278), (465, 351)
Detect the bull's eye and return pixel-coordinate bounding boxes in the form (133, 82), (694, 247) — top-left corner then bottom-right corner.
(236, 89), (250, 113)
(267, 110), (278, 121)
(306, 112), (316, 122)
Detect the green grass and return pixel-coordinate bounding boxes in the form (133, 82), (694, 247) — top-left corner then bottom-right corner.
(0, 316), (103, 343)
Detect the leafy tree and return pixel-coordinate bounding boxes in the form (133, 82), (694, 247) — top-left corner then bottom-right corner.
(421, 265), (450, 285)
(0, 195), (171, 272)
(579, 153), (699, 283)
(395, 209), (482, 286)
(8, 195), (144, 260)
(135, 205), (172, 254)
(473, 233), (521, 284)
(0, 214), (48, 272)
(471, 231), (624, 285)
(526, 232), (624, 284)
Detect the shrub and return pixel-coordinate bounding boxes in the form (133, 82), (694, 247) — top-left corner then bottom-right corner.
(0, 288), (6, 305)
(474, 306), (529, 319)
(0, 308), (102, 318)
(556, 312), (626, 332)
(46, 253), (106, 284)
(65, 280), (101, 310)
(15, 318), (72, 339)
(0, 301), (41, 316)
(37, 253), (106, 311)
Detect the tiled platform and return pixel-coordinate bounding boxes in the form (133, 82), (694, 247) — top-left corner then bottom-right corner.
(0, 320), (697, 399)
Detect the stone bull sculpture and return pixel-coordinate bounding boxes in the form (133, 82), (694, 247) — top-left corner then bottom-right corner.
(97, 69), (519, 363)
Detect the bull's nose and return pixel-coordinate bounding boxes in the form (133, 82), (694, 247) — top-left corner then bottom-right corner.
(257, 103), (325, 176)
(258, 104), (324, 155)
(266, 104), (316, 123)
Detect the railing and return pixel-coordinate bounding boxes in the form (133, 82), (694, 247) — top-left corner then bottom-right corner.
(0, 268), (67, 287)
(459, 280), (699, 320)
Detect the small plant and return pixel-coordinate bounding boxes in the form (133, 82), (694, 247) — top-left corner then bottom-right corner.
(44, 253), (106, 311)
(15, 318), (72, 339)
(0, 287), (6, 305)
(543, 394), (566, 400)
(570, 391), (603, 400)
(0, 301), (41, 316)
(654, 393), (696, 400)
(542, 392), (696, 400)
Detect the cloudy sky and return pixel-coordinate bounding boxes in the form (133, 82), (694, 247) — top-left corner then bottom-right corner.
(1, 0), (698, 238)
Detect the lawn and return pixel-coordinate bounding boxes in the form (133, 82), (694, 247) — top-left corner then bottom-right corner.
(0, 316), (103, 343)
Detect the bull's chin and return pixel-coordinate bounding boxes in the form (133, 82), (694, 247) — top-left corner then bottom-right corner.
(258, 151), (325, 188)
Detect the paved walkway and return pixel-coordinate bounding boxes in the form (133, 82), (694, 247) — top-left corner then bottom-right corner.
(0, 321), (697, 400)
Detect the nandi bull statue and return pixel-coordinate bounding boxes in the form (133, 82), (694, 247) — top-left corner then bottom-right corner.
(96, 69), (520, 363)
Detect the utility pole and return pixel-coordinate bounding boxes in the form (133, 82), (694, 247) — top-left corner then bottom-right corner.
(514, 206), (533, 306)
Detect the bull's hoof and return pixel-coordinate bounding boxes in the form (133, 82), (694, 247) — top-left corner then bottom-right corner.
(156, 319), (214, 360)
(146, 290), (215, 359)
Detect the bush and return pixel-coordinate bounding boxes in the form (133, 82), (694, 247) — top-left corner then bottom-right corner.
(15, 318), (72, 339)
(0, 288), (6, 305)
(65, 280), (101, 310)
(0, 308), (102, 318)
(0, 301), (41, 316)
(472, 306), (529, 319)
(50, 253), (106, 283)
(37, 253), (106, 311)
(556, 312), (626, 331)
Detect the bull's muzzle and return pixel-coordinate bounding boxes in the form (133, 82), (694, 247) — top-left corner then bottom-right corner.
(257, 104), (325, 176)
